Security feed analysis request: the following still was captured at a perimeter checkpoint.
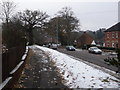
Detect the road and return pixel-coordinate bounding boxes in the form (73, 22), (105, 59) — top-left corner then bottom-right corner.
(58, 48), (118, 72)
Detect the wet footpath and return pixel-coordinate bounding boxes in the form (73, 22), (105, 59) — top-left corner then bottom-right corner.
(14, 46), (69, 89)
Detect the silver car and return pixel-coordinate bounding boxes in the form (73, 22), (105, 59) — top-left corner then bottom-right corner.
(88, 47), (102, 54)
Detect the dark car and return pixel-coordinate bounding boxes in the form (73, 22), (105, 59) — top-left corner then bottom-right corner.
(88, 47), (102, 54)
(66, 46), (76, 51)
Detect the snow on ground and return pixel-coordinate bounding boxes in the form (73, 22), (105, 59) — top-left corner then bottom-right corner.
(30, 45), (120, 88)
(0, 77), (12, 89)
(0, 46), (29, 89)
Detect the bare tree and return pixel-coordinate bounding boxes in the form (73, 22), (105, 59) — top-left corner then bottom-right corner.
(57, 7), (80, 45)
(0, 0), (16, 24)
(18, 9), (49, 45)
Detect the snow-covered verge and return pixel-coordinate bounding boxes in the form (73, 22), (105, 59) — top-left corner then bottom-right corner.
(31, 45), (120, 88)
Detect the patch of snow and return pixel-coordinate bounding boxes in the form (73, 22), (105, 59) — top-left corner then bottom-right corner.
(22, 54), (27, 60)
(0, 46), (29, 89)
(42, 59), (48, 63)
(30, 45), (120, 88)
(110, 52), (117, 55)
(25, 46), (29, 54)
(22, 46), (29, 60)
(26, 46), (29, 50)
(10, 61), (24, 75)
(42, 68), (47, 71)
(76, 49), (83, 51)
(0, 77), (12, 89)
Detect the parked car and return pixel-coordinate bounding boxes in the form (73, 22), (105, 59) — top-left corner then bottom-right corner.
(66, 46), (76, 51)
(88, 47), (102, 54)
(43, 44), (49, 48)
(51, 44), (57, 50)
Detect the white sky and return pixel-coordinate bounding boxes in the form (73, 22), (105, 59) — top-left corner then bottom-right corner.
(1, 0), (120, 31)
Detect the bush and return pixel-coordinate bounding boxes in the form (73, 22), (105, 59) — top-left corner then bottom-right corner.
(98, 47), (116, 50)
(104, 48), (120, 73)
(81, 44), (96, 50)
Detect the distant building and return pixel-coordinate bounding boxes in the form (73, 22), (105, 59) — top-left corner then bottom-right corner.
(76, 32), (94, 47)
(104, 22), (120, 48)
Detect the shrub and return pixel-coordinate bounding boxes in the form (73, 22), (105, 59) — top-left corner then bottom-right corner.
(104, 48), (120, 73)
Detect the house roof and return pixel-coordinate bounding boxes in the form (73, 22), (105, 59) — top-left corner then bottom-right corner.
(105, 22), (120, 32)
(77, 32), (94, 45)
(77, 32), (93, 39)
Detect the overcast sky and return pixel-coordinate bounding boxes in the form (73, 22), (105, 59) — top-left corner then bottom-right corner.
(1, 0), (120, 31)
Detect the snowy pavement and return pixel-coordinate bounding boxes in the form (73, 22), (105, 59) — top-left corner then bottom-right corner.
(30, 45), (120, 88)
(14, 48), (68, 88)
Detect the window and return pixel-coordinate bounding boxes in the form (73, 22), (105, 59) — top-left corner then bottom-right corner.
(107, 43), (109, 47)
(107, 33), (109, 38)
(107, 41), (110, 47)
(112, 32), (114, 38)
(116, 32), (118, 38)
(112, 43), (114, 47)
(112, 42), (114, 47)
(116, 40), (118, 48)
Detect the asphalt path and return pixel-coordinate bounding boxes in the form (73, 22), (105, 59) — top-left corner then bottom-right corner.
(58, 48), (118, 72)
(15, 48), (68, 88)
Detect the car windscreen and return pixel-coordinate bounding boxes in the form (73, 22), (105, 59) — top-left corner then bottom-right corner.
(92, 47), (98, 50)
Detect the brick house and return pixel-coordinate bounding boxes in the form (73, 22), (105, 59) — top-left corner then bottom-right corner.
(76, 32), (94, 47)
(104, 22), (120, 48)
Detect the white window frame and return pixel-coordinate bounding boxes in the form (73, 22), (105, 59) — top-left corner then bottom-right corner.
(112, 42), (114, 47)
(107, 33), (109, 38)
(116, 32), (118, 38)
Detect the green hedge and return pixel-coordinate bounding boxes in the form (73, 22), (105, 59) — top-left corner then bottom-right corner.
(98, 46), (116, 50)
(81, 45), (96, 50)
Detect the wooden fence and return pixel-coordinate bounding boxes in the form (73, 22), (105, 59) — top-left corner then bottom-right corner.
(2, 44), (26, 81)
